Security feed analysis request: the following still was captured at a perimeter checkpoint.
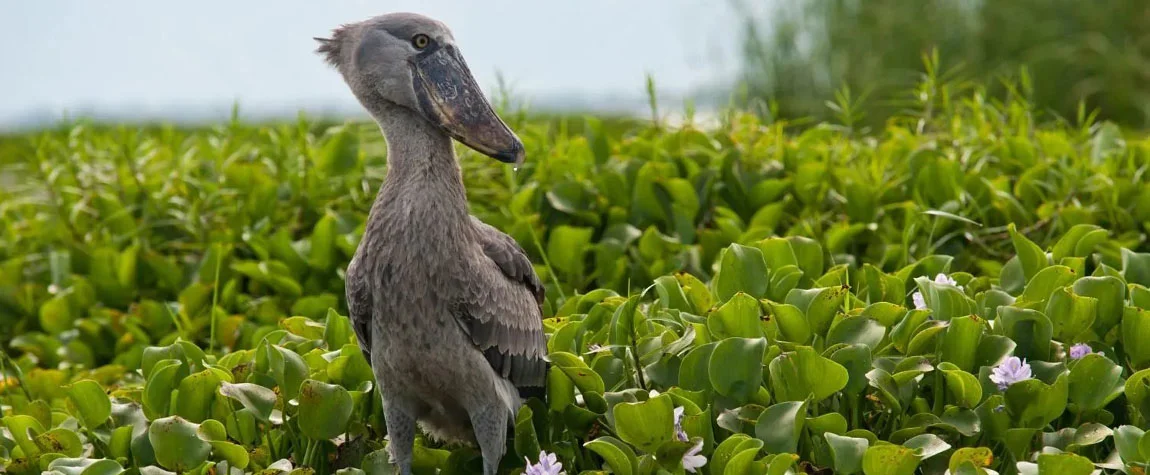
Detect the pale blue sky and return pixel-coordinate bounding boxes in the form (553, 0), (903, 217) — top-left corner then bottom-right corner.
(0, 0), (758, 129)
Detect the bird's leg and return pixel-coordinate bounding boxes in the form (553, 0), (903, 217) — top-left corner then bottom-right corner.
(469, 405), (508, 475)
(383, 401), (417, 475)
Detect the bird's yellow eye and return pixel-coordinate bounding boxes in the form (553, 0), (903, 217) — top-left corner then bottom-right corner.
(412, 34), (430, 49)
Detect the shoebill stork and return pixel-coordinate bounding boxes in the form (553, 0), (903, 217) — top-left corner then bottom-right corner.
(315, 12), (547, 475)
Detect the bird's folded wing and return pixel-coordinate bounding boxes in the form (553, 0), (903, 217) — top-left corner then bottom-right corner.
(344, 256), (374, 362)
(457, 217), (548, 388)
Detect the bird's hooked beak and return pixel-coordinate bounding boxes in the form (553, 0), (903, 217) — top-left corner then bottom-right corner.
(409, 43), (525, 165)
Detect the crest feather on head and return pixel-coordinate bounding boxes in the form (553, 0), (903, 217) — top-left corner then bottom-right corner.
(314, 24), (355, 67)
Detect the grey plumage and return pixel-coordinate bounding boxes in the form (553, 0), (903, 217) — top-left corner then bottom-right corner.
(318, 12), (547, 475)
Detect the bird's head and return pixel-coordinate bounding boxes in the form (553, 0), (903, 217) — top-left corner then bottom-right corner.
(316, 13), (524, 165)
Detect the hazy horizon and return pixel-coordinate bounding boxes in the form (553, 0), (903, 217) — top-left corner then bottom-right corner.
(1, 1), (763, 131)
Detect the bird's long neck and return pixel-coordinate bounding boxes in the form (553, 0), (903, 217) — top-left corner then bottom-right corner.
(366, 105), (471, 241)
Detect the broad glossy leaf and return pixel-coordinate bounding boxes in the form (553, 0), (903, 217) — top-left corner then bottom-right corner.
(769, 346), (848, 403)
(584, 436), (636, 475)
(948, 447), (993, 473)
(903, 433), (950, 460)
(755, 400), (808, 454)
(1004, 373), (1068, 429)
(939, 362), (983, 408)
(1045, 287), (1097, 342)
(940, 316), (985, 373)
(550, 351), (606, 395)
(707, 293), (764, 339)
(827, 316), (885, 349)
(613, 393), (674, 453)
(148, 416), (211, 472)
(65, 380), (111, 430)
(34, 428), (83, 457)
(1068, 353), (1125, 412)
(1008, 223), (1049, 282)
(826, 433), (868, 475)
(1073, 276), (1126, 337)
(709, 337), (767, 404)
(1122, 307), (1150, 370)
(861, 444), (919, 475)
(1034, 452), (1095, 475)
(784, 286), (848, 336)
(297, 379), (353, 440)
(218, 382), (277, 423)
(175, 369), (225, 423)
(997, 306), (1053, 361)
(712, 244), (769, 302)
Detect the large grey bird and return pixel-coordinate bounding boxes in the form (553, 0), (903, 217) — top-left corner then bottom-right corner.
(315, 12), (548, 475)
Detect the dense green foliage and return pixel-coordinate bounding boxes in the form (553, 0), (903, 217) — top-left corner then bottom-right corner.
(1, 86), (1150, 475)
(738, 0), (1150, 128)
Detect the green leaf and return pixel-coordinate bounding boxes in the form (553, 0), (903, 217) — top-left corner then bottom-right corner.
(1004, 373), (1069, 429)
(1035, 452), (1095, 475)
(784, 286), (848, 336)
(769, 346), (849, 404)
(787, 236), (825, 286)
(34, 428), (83, 457)
(861, 444), (919, 475)
(707, 292), (764, 339)
(584, 437), (637, 475)
(148, 416), (212, 472)
(709, 337), (767, 404)
(218, 382), (278, 424)
(613, 393), (674, 453)
(308, 213), (338, 273)
(996, 306), (1053, 361)
(549, 352), (606, 395)
(940, 316), (985, 373)
(1068, 353), (1125, 412)
(1073, 276), (1126, 337)
(827, 316), (885, 349)
(1123, 307), (1150, 370)
(938, 362), (983, 408)
(1045, 287), (1097, 342)
(1125, 368), (1150, 422)
(513, 405), (540, 461)
(948, 447), (994, 473)
(143, 359), (186, 418)
(903, 434), (950, 460)
(1051, 224), (1107, 262)
(1122, 248), (1150, 287)
(1009, 223), (1049, 282)
(297, 379), (353, 440)
(547, 225), (594, 279)
(912, 276), (974, 321)
(825, 433), (869, 475)
(1016, 265), (1077, 308)
(755, 400), (808, 454)
(766, 302), (812, 344)
(38, 295), (74, 335)
(263, 342), (308, 401)
(65, 380), (111, 430)
(175, 369), (224, 423)
(1113, 425), (1144, 464)
(712, 244), (770, 302)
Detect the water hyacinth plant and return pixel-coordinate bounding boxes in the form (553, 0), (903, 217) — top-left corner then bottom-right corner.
(0, 78), (1149, 474)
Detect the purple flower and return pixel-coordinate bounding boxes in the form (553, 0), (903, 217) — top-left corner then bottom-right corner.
(673, 406), (688, 442)
(681, 440), (707, 473)
(989, 356), (1032, 391)
(912, 291), (927, 310)
(933, 273), (960, 288)
(1069, 343), (1093, 360)
(524, 451), (564, 475)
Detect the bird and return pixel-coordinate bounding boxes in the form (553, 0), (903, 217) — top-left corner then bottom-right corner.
(315, 12), (548, 475)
